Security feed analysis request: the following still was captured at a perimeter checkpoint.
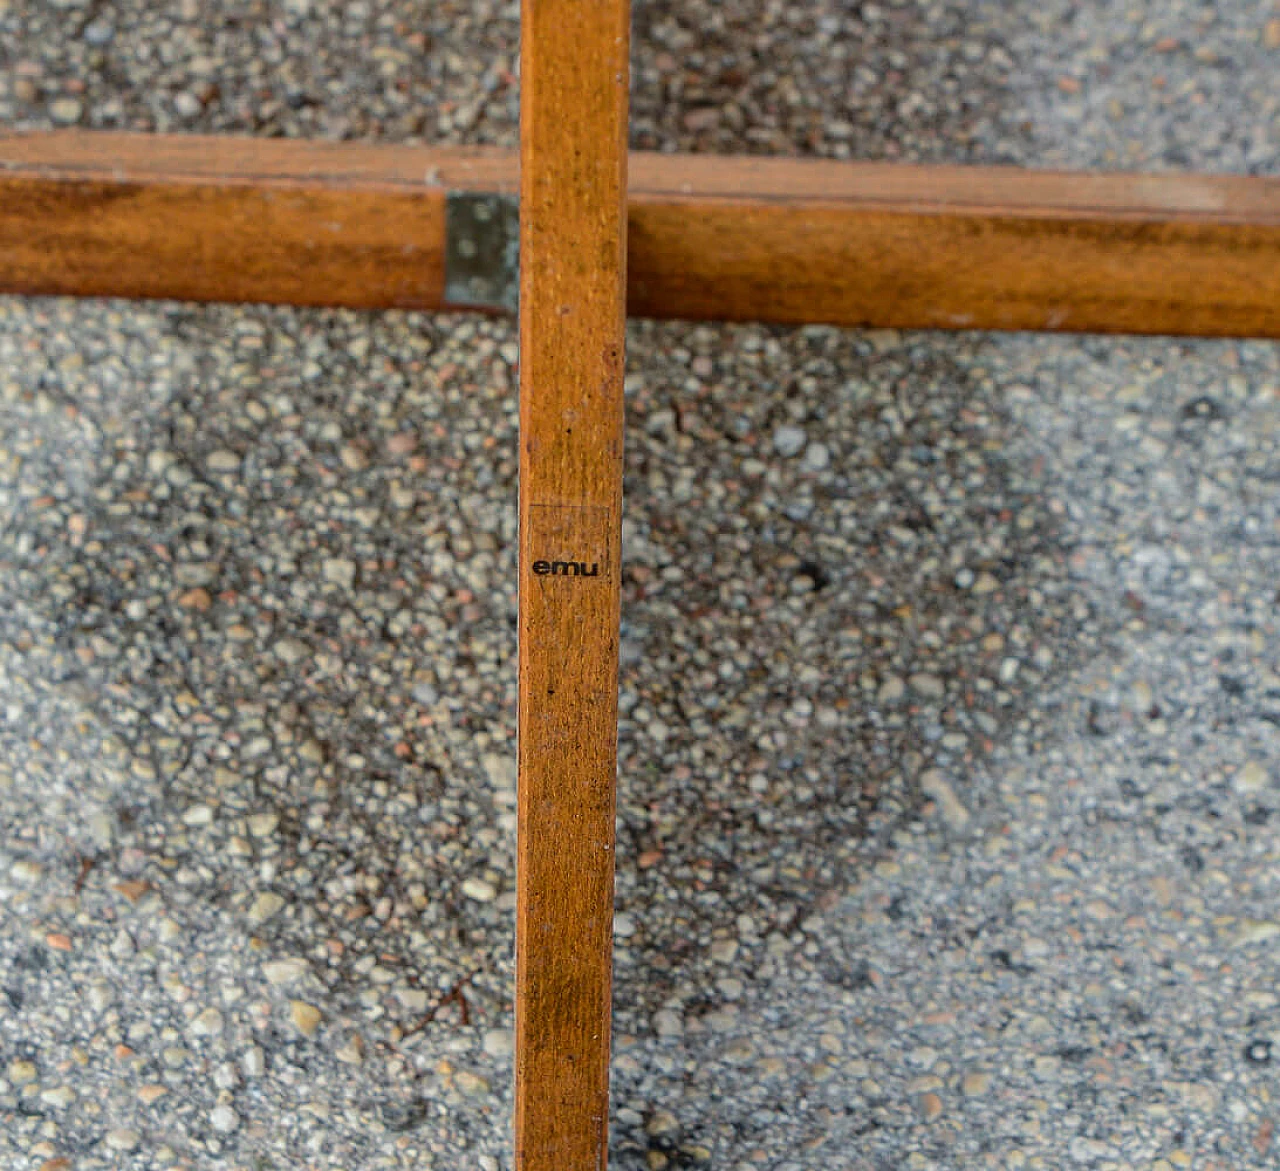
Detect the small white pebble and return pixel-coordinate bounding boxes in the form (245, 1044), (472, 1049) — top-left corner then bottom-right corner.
(7, 1059), (36, 1084)
(653, 1009), (683, 1037)
(188, 1007), (224, 1037)
(483, 1028), (514, 1058)
(173, 91), (203, 119)
(481, 752), (516, 792)
(212, 1062), (239, 1091)
(909, 673), (945, 699)
(878, 676), (906, 704)
(41, 1085), (76, 1108)
(802, 442), (830, 470)
(454, 1069), (490, 1096)
(462, 877), (497, 902)
(709, 938), (739, 964)
(182, 803), (214, 826)
(263, 957), (308, 986)
(9, 859), (42, 884)
(210, 1104), (240, 1133)
(273, 638), (308, 665)
(395, 986), (429, 1013)
(1236, 761), (1268, 794)
(322, 557), (357, 589)
(248, 812), (280, 838)
(247, 892), (286, 925)
(49, 97), (85, 125)
(105, 1127), (141, 1151)
(206, 450), (240, 473)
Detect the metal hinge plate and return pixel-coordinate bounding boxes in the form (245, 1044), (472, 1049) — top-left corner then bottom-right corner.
(443, 191), (519, 313)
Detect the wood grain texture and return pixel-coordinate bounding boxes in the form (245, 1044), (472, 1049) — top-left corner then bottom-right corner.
(625, 155), (1280, 336)
(2, 131), (1279, 337)
(0, 131), (512, 311)
(515, 0), (629, 1168)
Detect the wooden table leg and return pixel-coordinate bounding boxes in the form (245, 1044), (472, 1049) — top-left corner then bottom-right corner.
(514, 0), (630, 1167)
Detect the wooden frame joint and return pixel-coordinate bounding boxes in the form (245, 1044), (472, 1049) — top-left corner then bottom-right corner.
(444, 189), (519, 313)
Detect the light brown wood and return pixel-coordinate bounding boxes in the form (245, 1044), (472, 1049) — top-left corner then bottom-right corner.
(3, 131), (1278, 337)
(514, 0), (629, 1168)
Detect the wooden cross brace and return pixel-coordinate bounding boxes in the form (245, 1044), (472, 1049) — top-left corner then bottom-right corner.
(1, 3), (1278, 1168)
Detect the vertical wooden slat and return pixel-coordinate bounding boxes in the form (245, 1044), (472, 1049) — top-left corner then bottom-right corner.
(514, 0), (630, 1168)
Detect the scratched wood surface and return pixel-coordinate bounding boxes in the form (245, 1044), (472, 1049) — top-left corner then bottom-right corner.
(514, 0), (630, 1167)
(2, 131), (1278, 337)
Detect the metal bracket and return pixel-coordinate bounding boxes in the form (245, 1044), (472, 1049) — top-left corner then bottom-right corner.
(444, 191), (519, 313)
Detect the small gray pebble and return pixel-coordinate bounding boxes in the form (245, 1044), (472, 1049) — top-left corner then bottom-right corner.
(83, 19), (115, 44)
(772, 425), (807, 458)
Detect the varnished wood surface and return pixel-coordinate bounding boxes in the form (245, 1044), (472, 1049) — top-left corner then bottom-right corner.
(0, 131), (458, 310)
(2, 131), (1279, 335)
(625, 158), (1280, 336)
(0, 128), (514, 188)
(514, 0), (629, 1168)
(0, 132), (511, 311)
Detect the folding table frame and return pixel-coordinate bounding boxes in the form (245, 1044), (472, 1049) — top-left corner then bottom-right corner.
(1, 1), (1278, 1166)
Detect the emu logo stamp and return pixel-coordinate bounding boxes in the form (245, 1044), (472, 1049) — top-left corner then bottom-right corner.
(531, 558), (600, 578)
(527, 503), (612, 584)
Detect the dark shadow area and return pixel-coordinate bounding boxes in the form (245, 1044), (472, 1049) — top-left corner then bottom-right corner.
(630, 0), (1028, 162)
(608, 319), (1097, 1167)
(0, 301), (520, 1163)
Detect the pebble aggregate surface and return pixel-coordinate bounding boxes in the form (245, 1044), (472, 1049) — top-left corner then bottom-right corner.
(1, 2), (1279, 1169)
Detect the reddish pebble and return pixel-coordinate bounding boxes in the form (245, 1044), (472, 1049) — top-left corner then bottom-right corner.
(178, 588), (212, 611)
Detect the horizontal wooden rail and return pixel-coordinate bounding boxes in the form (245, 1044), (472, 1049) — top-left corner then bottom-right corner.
(2, 131), (1279, 337)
